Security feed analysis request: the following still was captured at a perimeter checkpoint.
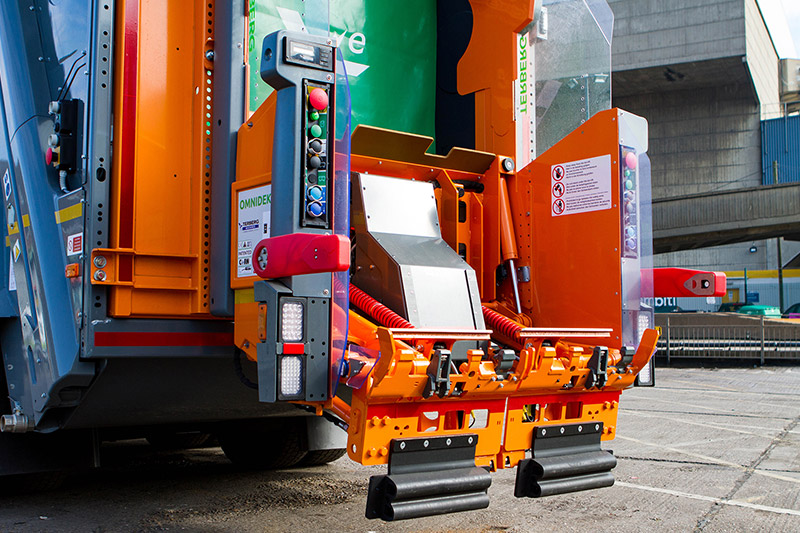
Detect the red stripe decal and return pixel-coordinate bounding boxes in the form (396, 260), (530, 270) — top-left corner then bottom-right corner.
(94, 331), (234, 347)
(118, 0), (138, 248)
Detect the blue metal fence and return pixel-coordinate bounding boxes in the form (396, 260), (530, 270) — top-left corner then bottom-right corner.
(761, 114), (800, 184)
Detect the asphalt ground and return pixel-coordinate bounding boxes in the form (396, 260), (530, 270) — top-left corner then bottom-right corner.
(1, 366), (799, 532)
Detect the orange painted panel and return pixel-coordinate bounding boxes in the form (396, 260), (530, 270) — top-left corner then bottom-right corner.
(107, 0), (215, 317)
(517, 109), (624, 347)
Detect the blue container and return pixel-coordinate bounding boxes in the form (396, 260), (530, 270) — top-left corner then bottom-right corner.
(761, 114), (800, 184)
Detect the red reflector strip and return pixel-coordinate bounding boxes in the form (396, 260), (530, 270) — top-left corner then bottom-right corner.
(118, 1), (138, 249)
(283, 342), (305, 355)
(94, 331), (233, 347)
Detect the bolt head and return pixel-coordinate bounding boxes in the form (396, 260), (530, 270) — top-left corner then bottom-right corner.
(205, 50), (215, 61)
(502, 157), (515, 172)
(93, 255), (107, 268)
(93, 269), (107, 282)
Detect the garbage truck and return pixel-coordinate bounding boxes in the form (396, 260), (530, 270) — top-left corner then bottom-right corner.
(0, 0), (725, 520)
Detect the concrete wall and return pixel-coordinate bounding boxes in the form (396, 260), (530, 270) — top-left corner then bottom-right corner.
(609, 0), (745, 72)
(615, 83), (762, 199)
(745, 0), (781, 119)
(608, 0), (787, 273)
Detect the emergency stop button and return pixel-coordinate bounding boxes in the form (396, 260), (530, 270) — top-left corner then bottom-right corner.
(309, 88), (328, 111)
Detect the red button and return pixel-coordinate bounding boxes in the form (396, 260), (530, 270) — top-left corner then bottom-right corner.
(309, 88), (328, 111)
(45, 147), (53, 165)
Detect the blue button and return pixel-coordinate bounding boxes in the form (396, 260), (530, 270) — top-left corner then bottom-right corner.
(307, 186), (323, 201)
(307, 201), (324, 217)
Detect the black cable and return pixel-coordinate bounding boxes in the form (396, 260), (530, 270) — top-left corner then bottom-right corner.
(59, 61), (86, 101)
(57, 51), (86, 101)
(233, 349), (258, 390)
(9, 114), (49, 145)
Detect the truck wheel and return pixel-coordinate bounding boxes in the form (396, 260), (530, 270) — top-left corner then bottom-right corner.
(217, 419), (307, 469)
(300, 448), (346, 466)
(146, 432), (213, 450)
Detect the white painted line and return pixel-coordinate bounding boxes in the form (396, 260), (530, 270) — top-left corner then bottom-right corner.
(616, 481), (800, 517)
(623, 410), (778, 438)
(616, 435), (800, 484)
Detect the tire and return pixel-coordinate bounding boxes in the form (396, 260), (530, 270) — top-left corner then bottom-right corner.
(217, 418), (307, 469)
(146, 432), (213, 450)
(300, 448), (346, 466)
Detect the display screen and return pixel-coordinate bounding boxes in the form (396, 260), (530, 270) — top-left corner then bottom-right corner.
(285, 38), (333, 71)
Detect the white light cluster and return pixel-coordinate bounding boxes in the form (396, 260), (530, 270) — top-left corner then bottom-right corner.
(281, 301), (304, 342)
(280, 356), (303, 397)
(637, 312), (651, 342)
(638, 360), (653, 385)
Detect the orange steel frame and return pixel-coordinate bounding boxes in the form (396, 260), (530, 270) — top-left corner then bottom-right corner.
(338, 108), (657, 469)
(91, 0), (216, 318)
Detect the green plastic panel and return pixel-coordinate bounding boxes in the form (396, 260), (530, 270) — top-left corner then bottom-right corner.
(247, 0), (436, 142)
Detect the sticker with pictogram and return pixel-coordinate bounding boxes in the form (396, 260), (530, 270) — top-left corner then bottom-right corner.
(66, 233), (83, 256)
(3, 169), (10, 200)
(550, 155), (611, 217)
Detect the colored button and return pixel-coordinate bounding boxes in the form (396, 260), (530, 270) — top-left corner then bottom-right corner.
(45, 147), (53, 165)
(307, 186), (323, 201)
(309, 110), (320, 121)
(310, 124), (322, 138)
(307, 201), (324, 217)
(308, 155), (321, 170)
(625, 179), (635, 190)
(309, 88), (328, 111)
(625, 152), (637, 169)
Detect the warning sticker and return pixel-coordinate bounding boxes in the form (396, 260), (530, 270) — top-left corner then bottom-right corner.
(550, 155), (611, 217)
(66, 233), (83, 256)
(3, 169), (10, 200)
(236, 184), (272, 277)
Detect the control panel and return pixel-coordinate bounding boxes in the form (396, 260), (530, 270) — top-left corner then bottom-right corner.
(46, 99), (80, 174)
(620, 146), (638, 259)
(302, 82), (331, 228)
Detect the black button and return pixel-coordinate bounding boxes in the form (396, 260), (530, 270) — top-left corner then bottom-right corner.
(309, 139), (322, 153)
(308, 155), (321, 170)
(307, 171), (318, 184)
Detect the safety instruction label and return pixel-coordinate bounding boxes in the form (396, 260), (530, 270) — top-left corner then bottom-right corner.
(550, 155), (611, 217)
(237, 184), (272, 277)
(66, 233), (83, 256)
(3, 169), (10, 200)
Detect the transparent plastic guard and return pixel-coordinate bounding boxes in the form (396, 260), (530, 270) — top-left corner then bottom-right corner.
(331, 49), (351, 398)
(534, 0), (613, 156)
(266, 0), (329, 37)
(248, 0), (330, 110)
(617, 112), (653, 349)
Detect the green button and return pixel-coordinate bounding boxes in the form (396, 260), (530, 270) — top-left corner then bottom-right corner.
(625, 179), (635, 190)
(310, 124), (323, 138)
(309, 110), (319, 121)
(624, 169), (632, 178)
